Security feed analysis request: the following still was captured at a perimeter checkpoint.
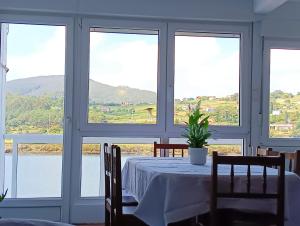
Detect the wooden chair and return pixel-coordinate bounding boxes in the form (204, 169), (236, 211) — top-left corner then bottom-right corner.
(257, 146), (300, 176)
(153, 142), (189, 157)
(104, 143), (138, 207)
(104, 144), (145, 226)
(211, 151), (285, 226)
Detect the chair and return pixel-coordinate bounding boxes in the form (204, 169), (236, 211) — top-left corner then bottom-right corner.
(153, 142), (189, 157)
(256, 146), (277, 157)
(104, 144), (146, 226)
(104, 143), (138, 207)
(211, 151), (285, 226)
(257, 146), (300, 176)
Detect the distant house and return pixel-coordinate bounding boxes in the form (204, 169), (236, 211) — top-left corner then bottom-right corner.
(206, 107), (215, 113)
(100, 106), (111, 112)
(272, 110), (281, 116)
(270, 123), (294, 131)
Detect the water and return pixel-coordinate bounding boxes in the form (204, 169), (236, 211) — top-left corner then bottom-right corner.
(4, 154), (132, 198)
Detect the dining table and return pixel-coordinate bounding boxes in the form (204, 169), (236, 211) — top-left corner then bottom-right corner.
(122, 157), (300, 226)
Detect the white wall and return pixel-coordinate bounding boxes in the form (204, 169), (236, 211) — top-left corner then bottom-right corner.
(0, 0), (254, 21)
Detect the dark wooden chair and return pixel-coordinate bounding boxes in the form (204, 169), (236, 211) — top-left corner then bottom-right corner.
(104, 144), (146, 226)
(104, 143), (138, 207)
(153, 142), (189, 157)
(257, 146), (300, 176)
(210, 151), (285, 226)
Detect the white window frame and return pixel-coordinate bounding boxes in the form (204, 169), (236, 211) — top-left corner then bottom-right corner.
(0, 14), (74, 223)
(261, 38), (300, 147)
(79, 18), (167, 136)
(165, 22), (252, 142)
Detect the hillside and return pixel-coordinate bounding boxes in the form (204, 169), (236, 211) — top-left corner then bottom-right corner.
(6, 75), (156, 104)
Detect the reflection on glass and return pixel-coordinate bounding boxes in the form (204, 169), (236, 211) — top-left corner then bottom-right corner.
(269, 49), (300, 138)
(174, 33), (240, 126)
(88, 29), (158, 124)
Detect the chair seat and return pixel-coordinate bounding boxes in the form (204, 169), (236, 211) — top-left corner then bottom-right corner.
(122, 195), (138, 206)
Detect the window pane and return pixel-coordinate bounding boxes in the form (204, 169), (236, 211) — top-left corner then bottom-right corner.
(6, 24), (65, 134)
(269, 49), (300, 138)
(88, 28), (158, 124)
(80, 137), (158, 197)
(4, 24), (65, 198)
(81, 142), (101, 197)
(17, 143), (62, 198)
(4, 139), (12, 198)
(169, 138), (243, 155)
(174, 33), (240, 126)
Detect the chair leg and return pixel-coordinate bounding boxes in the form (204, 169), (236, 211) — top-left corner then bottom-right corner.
(105, 208), (110, 226)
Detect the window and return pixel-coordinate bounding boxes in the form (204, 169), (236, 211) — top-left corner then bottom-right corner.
(269, 48), (300, 138)
(88, 28), (159, 124)
(2, 23), (65, 198)
(169, 138), (244, 155)
(174, 32), (240, 126)
(80, 137), (158, 197)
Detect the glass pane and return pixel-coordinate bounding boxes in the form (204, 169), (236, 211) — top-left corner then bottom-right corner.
(169, 138), (243, 155)
(117, 144), (153, 167)
(88, 28), (158, 124)
(174, 33), (240, 126)
(4, 24), (65, 198)
(17, 144), (63, 198)
(80, 137), (158, 197)
(6, 24), (65, 134)
(81, 142), (101, 197)
(269, 49), (300, 138)
(4, 139), (12, 198)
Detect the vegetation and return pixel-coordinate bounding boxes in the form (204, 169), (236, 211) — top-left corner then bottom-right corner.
(182, 101), (211, 148)
(4, 78), (300, 155)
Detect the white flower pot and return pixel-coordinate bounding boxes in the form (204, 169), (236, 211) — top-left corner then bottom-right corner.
(189, 147), (208, 165)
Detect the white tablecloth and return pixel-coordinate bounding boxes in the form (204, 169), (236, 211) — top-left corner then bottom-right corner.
(122, 157), (300, 226)
(0, 218), (73, 226)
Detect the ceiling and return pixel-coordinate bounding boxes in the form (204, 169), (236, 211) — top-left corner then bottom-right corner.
(254, 0), (300, 13)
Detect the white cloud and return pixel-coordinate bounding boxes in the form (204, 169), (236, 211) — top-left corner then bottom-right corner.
(270, 49), (300, 94)
(7, 26), (65, 81)
(174, 36), (239, 98)
(90, 37), (158, 92)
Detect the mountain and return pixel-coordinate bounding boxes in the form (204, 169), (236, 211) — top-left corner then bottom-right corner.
(6, 75), (156, 104)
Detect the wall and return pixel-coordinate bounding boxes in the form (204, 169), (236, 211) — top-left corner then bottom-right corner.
(0, 0), (254, 22)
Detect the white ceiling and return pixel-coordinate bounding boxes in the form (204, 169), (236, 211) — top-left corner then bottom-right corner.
(254, 0), (300, 13)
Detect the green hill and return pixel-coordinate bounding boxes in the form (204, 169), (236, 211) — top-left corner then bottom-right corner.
(6, 75), (156, 104)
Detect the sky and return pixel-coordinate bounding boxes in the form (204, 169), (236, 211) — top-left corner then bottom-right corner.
(5, 23), (300, 99)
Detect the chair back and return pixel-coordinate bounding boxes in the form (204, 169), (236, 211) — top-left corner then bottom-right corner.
(257, 146), (300, 176)
(153, 142), (189, 157)
(104, 144), (123, 225)
(211, 151), (285, 226)
(256, 146), (277, 156)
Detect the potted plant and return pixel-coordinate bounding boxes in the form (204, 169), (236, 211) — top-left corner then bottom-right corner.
(0, 189), (7, 219)
(183, 102), (211, 165)
(0, 189), (7, 203)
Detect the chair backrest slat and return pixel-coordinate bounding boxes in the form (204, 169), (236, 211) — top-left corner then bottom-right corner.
(153, 142), (189, 157)
(211, 151), (285, 226)
(230, 164), (234, 193)
(247, 164), (251, 193)
(263, 165), (267, 194)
